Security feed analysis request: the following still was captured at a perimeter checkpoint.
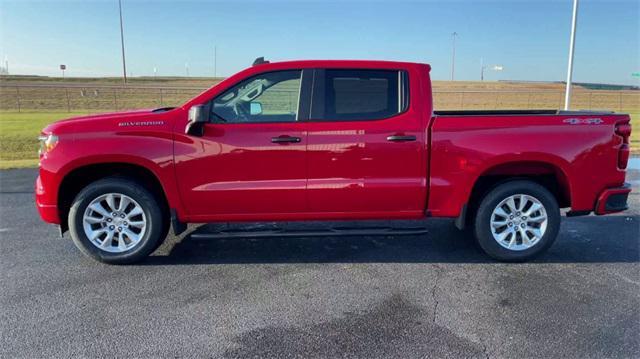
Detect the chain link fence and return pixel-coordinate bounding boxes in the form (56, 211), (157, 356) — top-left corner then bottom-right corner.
(1, 84), (639, 113)
(0, 85), (204, 112)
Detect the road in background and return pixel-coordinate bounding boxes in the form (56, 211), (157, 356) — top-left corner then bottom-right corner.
(0, 165), (638, 358)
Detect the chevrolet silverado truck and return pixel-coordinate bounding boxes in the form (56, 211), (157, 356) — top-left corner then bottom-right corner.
(36, 59), (632, 264)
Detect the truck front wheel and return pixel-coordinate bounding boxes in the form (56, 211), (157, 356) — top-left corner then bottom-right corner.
(68, 177), (166, 264)
(473, 180), (560, 262)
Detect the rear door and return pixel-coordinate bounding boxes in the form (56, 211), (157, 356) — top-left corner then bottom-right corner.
(305, 68), (427, 215)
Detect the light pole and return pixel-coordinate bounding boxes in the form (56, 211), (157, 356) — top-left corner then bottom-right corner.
(118, 0), (128, 84)
(213, 45), (217, 78)
(480, 58), (504, 81)
(451, 32), (458, 81)
(564, 0), (579, 110)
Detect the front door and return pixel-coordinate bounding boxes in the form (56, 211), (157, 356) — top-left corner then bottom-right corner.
(175, 69), (310, 220)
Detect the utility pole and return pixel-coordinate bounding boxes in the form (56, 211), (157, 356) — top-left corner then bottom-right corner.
(213, 45), (217, 78)
(564, 0), (579, 110)
(185, 62), (189, 77)
(451, 32), (458, 81)
(118, 0), (128, 84)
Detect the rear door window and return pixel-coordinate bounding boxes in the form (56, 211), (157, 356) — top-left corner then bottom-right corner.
(310, 69), (408, 121)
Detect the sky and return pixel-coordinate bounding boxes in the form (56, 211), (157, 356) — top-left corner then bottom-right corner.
(0, 0), (638, 85)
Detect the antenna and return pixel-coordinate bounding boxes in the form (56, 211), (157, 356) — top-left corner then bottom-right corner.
(253, 57), (269, 66)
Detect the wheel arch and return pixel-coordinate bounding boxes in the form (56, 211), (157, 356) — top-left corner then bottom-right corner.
(57, 161), (173, 232)
(457, 159), (571, 229)
(472, 160), (571, 205)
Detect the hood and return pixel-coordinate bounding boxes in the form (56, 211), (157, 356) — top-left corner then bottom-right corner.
(42, 107), (177, 135)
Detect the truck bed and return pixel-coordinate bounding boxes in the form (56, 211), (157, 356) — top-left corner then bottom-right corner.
(434, 109), (615, 117)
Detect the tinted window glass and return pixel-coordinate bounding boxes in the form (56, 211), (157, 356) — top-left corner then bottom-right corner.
(211, 70), (301, 123)
(313, 69), (406, 121)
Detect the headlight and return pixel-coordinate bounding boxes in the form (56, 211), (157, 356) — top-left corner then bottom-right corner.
(38, 133), (59, 156)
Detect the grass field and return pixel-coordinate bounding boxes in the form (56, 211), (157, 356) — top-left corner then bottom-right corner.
(0, 77), (638, 169)
(0, 112), (88, 169)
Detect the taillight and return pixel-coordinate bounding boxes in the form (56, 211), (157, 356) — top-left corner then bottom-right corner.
(615, 121), (631, 169)
(616, 122), (631, 143)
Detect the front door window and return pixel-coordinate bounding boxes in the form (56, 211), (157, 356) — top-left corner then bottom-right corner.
(212, 70), (302, 123)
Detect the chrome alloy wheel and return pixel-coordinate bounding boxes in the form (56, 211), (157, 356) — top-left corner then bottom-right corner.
(82, 193), (147, 253)
(490, 194), (548, 251)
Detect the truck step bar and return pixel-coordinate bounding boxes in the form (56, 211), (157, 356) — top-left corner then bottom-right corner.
(189, 225), (429, 240)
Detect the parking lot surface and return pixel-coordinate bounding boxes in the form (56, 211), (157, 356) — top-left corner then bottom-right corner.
(1, 167), (638, 358)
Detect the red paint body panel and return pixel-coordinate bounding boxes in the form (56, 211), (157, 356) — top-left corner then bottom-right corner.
(305, 65), (430, 214)
(173, 120), (308, 217)
(37, 109), (183, 224)
(428, 114), (629, 217)
(35, 60), (631, 227)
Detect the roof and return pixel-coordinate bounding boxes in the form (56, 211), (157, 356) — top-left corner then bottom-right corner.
(252, 59), (431, 71)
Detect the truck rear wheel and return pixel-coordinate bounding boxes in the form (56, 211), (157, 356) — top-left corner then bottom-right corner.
(473, 180), (560, 262)
(68, 177), (166, 264)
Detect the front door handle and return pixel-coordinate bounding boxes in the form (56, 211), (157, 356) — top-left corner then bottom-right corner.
(271, 136), (301, 144)
(386, 135), (416, 142)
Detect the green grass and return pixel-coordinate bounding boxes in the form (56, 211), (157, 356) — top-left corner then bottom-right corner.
(0, 111), (638, 170)
(0, 112), (87, 169)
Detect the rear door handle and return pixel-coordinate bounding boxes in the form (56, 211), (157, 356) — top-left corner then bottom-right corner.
(271, 136), (301, 144)
(386, 135), (416, 142)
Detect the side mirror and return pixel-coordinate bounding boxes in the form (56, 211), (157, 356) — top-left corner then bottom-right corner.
(185, 105), (209, 136)
(250, 102), (263, 115)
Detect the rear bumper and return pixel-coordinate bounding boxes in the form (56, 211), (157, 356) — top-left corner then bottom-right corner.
(594, 183), (631, 215)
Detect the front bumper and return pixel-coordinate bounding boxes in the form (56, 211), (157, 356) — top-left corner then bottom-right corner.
(36, 201), (60, 224)
(594, 183), (631, 215)
(35, 175), (61, 224)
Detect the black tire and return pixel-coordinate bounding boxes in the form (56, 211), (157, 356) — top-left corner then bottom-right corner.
(473, 180), (560, 262)
(68, 177), (166, 264)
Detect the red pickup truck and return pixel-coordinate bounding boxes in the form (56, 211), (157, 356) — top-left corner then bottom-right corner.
(36, 59), (632, 264)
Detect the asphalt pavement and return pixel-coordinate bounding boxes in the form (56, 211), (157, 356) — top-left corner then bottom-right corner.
(1, 166), (638, 358)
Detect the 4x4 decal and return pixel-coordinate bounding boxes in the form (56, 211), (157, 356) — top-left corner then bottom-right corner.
(563, 118), (603, 125)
